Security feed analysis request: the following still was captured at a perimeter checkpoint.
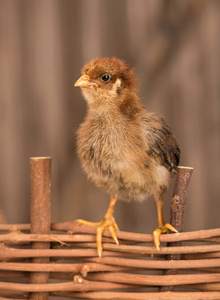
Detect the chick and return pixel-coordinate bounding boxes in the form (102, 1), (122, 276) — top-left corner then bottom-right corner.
(74, 57), (180, 257)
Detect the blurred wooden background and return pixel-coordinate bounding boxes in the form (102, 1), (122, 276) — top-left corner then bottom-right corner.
(0, 0), (220, 236)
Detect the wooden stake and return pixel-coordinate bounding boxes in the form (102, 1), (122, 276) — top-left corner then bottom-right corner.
(160, 166), (194, 292)
(29, 157), (51, 300)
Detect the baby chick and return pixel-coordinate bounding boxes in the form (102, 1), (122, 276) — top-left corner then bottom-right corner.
(74, 57), (180, 257)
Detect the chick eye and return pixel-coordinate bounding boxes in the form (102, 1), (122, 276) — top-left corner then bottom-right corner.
(101, 73), (111, 82)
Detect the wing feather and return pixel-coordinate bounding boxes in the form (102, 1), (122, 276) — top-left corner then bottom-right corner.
(143, 113), (180, 172)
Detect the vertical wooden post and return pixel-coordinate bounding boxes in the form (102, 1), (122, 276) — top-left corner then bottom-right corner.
(160, 166), (193, 292)
(29, 157), (51, 300)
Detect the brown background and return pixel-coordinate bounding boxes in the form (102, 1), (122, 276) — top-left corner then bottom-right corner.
(1, 0), (220, 236)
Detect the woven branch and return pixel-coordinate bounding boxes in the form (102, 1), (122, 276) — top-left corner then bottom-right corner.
(1, 242), (220, 260)
(1, 226), (220, 296)
(50, 291), (220, 299)
(1, 274), (220, 292)
(2, 292), (220, 300)
(1, 163), (219, 299)
(1, 225), (220, 243)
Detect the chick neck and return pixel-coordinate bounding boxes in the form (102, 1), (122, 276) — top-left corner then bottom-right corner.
(85, 88), (144, 124)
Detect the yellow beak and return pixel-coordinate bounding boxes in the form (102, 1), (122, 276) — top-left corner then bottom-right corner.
(74, 74), (98, 88)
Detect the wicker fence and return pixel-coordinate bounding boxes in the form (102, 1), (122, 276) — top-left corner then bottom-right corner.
(1, 158), (220, 299)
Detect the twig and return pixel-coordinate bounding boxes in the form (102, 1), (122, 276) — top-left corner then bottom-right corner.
(161, 166), (193, 292)
(29, 157), (51, 300)
(0, 295), (28, 300)
(0, 262), (130, 273)
(182, 283), (220, 291)
(169, 166), (194, 232)
(183, 252), (220, 259)
(1, 225), (220, 243)
(2, 273), (220, 292)
(72, 257), (220, 270)
(49, 291), (220, 299)
(86, 272), (220, 286)
(1, 243), (220, 260)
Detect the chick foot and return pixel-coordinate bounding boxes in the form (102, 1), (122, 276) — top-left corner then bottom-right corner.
(153, 223), (178, 250)
(76, 215), (119, 257)
(76, 195), (119, 257)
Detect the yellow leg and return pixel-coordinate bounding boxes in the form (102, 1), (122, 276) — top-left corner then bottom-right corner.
(153, 198), (178, 250)
(76, 195), (119, 257)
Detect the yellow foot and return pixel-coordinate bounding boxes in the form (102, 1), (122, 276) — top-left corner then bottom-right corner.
(76, 216), (119, 257)
(153, 223), (178, 251)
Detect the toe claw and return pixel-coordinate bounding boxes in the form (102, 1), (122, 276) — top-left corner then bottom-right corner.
(76, 219), (101, 227)
(164, 223), (178, 233)
(98, 249), (102, 258)
(96, 227), (104, 256)
(156, 244), (160, 251)
(153, 228), (161, 251)
(109, 225), (119, 245)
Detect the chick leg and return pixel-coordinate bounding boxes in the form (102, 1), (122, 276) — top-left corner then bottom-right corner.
(76, 195), (119, 257)
(153, 197), (178, 250)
